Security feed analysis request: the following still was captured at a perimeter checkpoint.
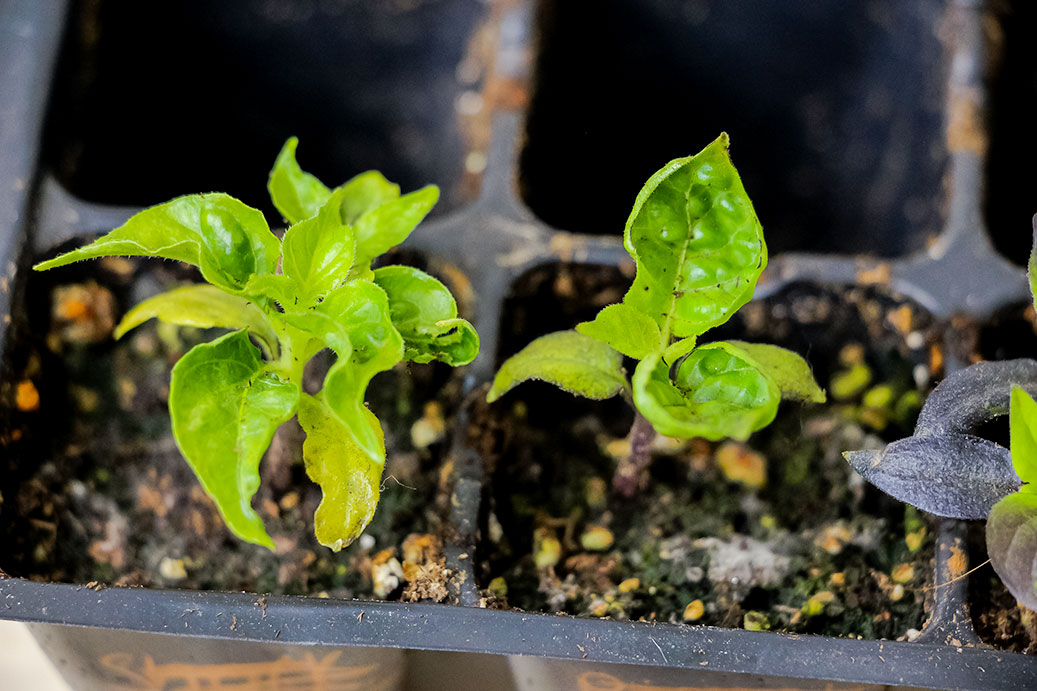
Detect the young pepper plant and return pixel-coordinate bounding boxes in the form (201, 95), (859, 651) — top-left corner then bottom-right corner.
(844, 221), (1037, 609)
(34, 138), (479, 552)
(486, 134), (824, 494)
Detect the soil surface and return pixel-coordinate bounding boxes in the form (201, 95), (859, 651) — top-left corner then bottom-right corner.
(475, 265), (941, 639)
(0, 253), (465, 601)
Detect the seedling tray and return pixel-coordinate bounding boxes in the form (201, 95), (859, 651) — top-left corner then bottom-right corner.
(2, 0), (1036, 689)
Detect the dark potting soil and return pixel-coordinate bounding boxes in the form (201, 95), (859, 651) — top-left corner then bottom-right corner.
(0, 253), (466, 601)
(475, 265), (941, 639)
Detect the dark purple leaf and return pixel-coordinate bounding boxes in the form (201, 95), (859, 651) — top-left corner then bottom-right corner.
(915, 359), (1037, 436)
(843, 434), (1020, 519)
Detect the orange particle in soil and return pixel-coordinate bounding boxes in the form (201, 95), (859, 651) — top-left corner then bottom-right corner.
(15, 380), (39, 411)
(715, 441), (767, 489)
(57, 297), (89, 321)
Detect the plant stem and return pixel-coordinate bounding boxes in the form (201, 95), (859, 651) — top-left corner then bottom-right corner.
(613, 410), (657, 497)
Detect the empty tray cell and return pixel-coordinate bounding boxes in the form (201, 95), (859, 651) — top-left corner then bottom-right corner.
(520, 0), (948, 256)
(985, 0), (1037, 266)
(44, 0), (485, 217)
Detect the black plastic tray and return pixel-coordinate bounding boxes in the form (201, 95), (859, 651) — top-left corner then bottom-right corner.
(2, 0), (1036, 689)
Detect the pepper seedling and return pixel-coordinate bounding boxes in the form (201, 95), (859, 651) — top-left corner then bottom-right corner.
(34, 138), (479, 552)
(844, 219), (1037, 609)
(487, 134), (824, 494)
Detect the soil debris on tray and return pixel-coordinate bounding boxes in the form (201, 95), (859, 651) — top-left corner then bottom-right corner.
(477, 268), (939, 640)
(0, 255), (465, 602)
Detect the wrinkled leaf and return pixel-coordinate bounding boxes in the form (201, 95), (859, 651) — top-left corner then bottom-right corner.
(373, 265), (478, 365)
(725, 341), (825, 403)
(284, 281), (403, 461)
(298, 393), (384, 551)
(34, 194), (279, 292)
(353, 186), (439, 270)
(914, 359), (1037, 437)
(576, 303), (661, 360)
(268, 137), (332, 224)
(987, 492), (1037, 609)
(843, 434), (1021, 519)
(280, 189), (357, 307)
(1011, 386), (1037, 487)
(487, 330), (626, 403)
(632, 344), (779, 441)
(114, 284), (278, 354)
(622, 134), (766, 340)
(169, 331), (300, 549)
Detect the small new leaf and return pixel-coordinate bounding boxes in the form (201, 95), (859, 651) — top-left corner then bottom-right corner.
(725, 341), (825, 403)
(576, 303), (661, 360)
(169, 331), (300, 549)
(623, 134), (766, 341)
(298, 393), (384, 551)
(487, 331), (626, 403)
(280, 189), (357, 307)
(353, 186), (439, 272)
(374, 265), (478, 365)
(633, 344), (780, 441)
(1011, 386), (1037, 489)
(268, 137), (332, 224)
(986, 492), (1037, 610)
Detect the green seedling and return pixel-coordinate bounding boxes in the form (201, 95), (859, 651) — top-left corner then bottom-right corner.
(486, 135), (824, 494)
(35, 138), (479, 551)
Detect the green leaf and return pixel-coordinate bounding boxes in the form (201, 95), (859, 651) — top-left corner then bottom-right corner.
(986, 492), (1037, 610)
(280, 189), (357, 307)
(1011, 386), (1037, 488)
(633, 344), (780, 441)
(662, 336), (697, 365)
(34, 194), (280, 293)
(576, 303), (661, 359)
(268, 137), (332, 224)
(284, 281), (403, 461)
(169, 331), (300, 549)
(298, 393), (384, 551)
(114, 284), (279, 355)
(338, 171), (401, 225)
(353, 185), (439, 270)
(486, 330), (626, 403)
(622, 134), (766, 341)
(373, 265), (479, 365)
(724, 341), (825, 403)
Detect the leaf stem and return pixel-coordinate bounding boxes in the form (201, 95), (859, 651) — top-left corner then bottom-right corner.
(613, 409), (657, 497)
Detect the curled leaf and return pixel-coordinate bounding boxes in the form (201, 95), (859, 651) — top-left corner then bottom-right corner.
(169, 331), (300, 549)
(724, 341), (825, 403)
(843, 434), (1021, 520)
(914, 359), (1037, 437)
(114, 284), (278, 354)
(633, 344), (779, 441)
(268, 137), (332, 224)
(298, 393), (384, 551)
(374, 265), (478, 365)
(487, 330), (626, 403)
(576, 303), (661, 360)
(987, 492), (1037, 610)
(34, 194), (280, 293)
(284, 281), (403, 462)
(622, 134), (766, 340)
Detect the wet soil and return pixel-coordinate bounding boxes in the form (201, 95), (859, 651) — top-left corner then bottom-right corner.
(475, 265), (941, 639)
(0, 252), (465, 601)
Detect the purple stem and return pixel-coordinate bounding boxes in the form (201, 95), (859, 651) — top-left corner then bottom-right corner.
(612, 410), (657, 497)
